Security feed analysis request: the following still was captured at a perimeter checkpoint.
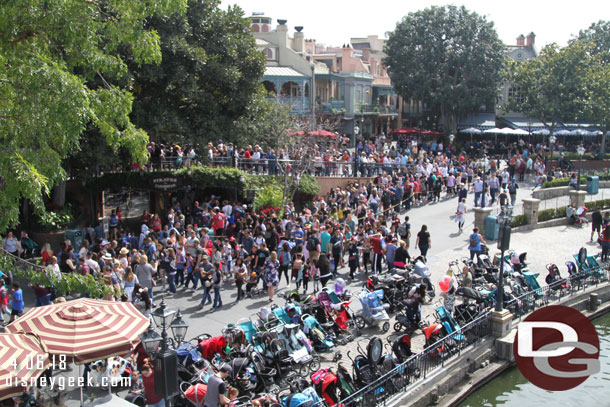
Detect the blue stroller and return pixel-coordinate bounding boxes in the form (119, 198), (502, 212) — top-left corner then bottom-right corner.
(358, 289), (391, 333)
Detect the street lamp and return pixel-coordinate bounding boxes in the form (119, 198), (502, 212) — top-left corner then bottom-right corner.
(145, 299), (190, 406)
(495, 205), (514, 312)
(548, 134), (557, 177)
(480, 155), (488, 209)
(169, 310), (189, 345)
(576, 145), (585, 191)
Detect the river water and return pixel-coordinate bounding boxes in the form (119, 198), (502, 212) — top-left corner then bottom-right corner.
(458, 312), (610, 406)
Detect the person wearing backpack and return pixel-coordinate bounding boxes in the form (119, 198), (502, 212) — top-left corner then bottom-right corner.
(306, 230), (321, 262)
(468, 227), (486, 264)
(508, 178), (519, 206)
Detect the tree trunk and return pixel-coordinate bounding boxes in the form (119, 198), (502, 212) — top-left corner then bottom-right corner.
(440, 105), (457, 134)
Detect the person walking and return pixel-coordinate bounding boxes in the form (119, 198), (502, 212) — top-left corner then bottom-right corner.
(346, 237), (360, 280)
(415, 225), (431, 259)
(591, 208), (603, 242)
(263, 251), (280, 302)
(508, 178), (519, 206)
(455, 198), (467, 232)
(232, 257), (247, 303)
(468, 227), (486, 264)
(211, 263), (223, 311)
(601, 223), (610, 262)
(135, 255), (155, 305)
(278, 244), (292, 287)
(317, 254), (333, 288)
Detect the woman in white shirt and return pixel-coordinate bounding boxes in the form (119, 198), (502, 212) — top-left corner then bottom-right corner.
(455, 198), (467, 232)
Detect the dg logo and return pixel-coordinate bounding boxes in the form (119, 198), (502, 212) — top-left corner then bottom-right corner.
(514, 305), (600, 391)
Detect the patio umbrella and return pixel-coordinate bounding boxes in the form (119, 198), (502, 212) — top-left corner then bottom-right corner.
(483, 128), (503, 134)
(555, 129), (572, 136)
(390, 127), (420, 135)
(308, 129), (337, 138)
(6, 298), (150, 364)
(572, 129), (591, 136)
(511, 128), (530, 136)
(0, 333), (50, 399)
(288, 131), (305, 136)
(459, 127), (482, 135)
(533, 129), (550, 136)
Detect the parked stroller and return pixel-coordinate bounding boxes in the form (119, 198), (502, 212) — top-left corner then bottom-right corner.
(545, 263), (569, 292)
(358, 289), (391, 332)
(393, 297), (421, 334)
(301, 314), (341, 361)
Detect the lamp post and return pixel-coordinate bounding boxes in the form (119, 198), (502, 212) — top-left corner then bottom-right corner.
(577, 145), (585, 191)
(140, 299), (189, 407)
(480, 155), (488, 209)
(548, 134), (556, 177)
(495, 205), (514, 312)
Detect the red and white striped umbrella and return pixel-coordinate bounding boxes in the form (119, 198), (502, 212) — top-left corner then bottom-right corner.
(6, 298), (150, 364)
(0, 333), (50, 399)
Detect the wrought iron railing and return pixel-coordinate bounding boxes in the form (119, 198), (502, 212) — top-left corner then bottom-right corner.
(313, 259), (609, 407)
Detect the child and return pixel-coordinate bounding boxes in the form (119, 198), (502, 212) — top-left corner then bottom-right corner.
(9, 282), (24, 322)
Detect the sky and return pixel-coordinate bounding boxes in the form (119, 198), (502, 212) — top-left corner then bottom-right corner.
(220, 0), (608, 49)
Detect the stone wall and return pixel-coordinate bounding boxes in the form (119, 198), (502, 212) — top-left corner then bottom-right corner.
(315, 177), (375, 195)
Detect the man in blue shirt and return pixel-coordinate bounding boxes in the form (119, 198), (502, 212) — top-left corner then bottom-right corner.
(10, 282), (24, 322)
(319, 226), (331, 255)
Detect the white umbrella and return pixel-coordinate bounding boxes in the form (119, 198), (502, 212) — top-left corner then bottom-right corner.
(590, 130), (603, 136)
(460, 127), (482, 134)
(483, 128), (503, 134)
(511, 128), (530, 136)
(555, 129), (572, 136)
(533, 129), (550, 135)
(497, 127), (515, 135)
(572, 129), (591, 136)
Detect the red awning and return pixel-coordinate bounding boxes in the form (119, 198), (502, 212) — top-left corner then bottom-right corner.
(288, 131), (305, 136)
(419, 130), (445, 136)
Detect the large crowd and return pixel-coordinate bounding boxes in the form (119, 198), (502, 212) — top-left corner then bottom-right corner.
(0, 134), (596, 407)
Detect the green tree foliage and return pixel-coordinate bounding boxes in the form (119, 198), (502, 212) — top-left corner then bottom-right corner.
(575, 21), (610, 154)
(576, 20), (610, 63)
(0, 0), (187, 232)
(129, 0), (265, 146)
(384, 5), (505, 133)
(504, 41), (593, 137)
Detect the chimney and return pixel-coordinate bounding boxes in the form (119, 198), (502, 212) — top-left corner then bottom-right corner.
(293, 26), (305, 53)
(516, 34), (525, 46)
(276, 19), (288, 49)
(526, 32), (536, 47)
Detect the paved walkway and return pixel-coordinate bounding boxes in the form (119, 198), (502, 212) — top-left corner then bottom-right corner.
(30, 177), (609, 405)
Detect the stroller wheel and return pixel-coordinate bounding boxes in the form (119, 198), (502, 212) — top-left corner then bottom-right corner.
(355, 316), (366, 330)
(308, 357), (321, 373)
(382, 321), (390, 333)
(393, 322), (403, 332)
(297, 363), (309, 378)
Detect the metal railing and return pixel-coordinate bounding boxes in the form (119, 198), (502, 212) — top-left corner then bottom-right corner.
(317, 259), (609, 407)
(324, 312), (491, 407)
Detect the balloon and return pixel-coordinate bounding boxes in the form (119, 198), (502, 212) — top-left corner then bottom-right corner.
(439, 276), (452, 292)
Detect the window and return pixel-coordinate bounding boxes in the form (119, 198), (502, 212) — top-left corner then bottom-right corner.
(508, 86), (525, 104)
(252, 25), (259, 33)
(265, 48), (273, 60)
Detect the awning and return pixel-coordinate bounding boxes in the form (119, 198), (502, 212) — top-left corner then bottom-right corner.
(457, 113), (496, 130)
(497, 116), (547, 130)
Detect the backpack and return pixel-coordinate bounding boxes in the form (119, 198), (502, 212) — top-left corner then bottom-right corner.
(306, 237), (317, 251)
(508, 183), (517, 194)
(398, 224), (407, 238)
(469, 234), (478, 248)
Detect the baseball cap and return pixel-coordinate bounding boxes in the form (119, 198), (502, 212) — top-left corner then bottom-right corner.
(220, 364), (232, 374)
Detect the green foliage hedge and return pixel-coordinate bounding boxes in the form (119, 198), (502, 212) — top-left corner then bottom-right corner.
(87, 167), (320, 201)
(542, 174), (610, 188)
(511, 214), (528, 227)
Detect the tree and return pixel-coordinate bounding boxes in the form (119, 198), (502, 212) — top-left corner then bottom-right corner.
(384, 5), (505, 133)
(129, 0), (265, 146)
(504, 41), (592, 140)
(576, 20), (610, 63)
(0, 0), (187, 232)
(576, 21), (610, 155)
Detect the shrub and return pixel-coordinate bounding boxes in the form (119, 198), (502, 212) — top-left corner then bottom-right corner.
(253, 185), (283, 212)
(537, 208), (556, 222)
(511, 214), (528, 227)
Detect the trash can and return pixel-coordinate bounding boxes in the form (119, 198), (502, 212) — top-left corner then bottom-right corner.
(65, 228), (84, 253)
(485, 215), (500, 241)
(587, 176), (599, 194)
